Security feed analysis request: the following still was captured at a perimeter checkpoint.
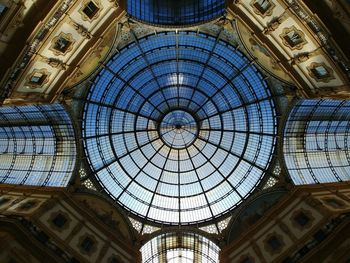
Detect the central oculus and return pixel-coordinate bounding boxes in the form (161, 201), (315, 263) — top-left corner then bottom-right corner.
(159, 110), (198, 149)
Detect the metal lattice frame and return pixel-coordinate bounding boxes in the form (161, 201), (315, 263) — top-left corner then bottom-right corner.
(127, 0), (226, 26)
(0, 104), (76, 187)
(82, 31), (277, 225)
(140, 232), (220, 263)
(283, 99), (350, 185)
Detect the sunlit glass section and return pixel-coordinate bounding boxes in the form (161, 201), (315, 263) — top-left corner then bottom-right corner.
(127, 0), (226, 26)
(140, 232), (219, 263)
(82, 31), (277, 225)
(0, 104), (76, 187)
(283, 99), (350, 185)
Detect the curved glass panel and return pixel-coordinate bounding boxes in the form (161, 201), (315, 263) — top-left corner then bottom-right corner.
(127, 0), (226, 26)
(82, 31), (277, 225)
(284, 99), (350, 185)
(0, 104), (76, 187)
(140, 232), (220, 263)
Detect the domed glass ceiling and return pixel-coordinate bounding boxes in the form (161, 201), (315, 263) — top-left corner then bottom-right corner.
(82, 31), (277, 225)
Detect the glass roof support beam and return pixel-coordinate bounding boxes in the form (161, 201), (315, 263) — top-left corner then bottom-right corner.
(194, 59), (256, 116)
(130, 30), (172, 111)
(100, 63), (165, 116)
(187, 27), (224, 109)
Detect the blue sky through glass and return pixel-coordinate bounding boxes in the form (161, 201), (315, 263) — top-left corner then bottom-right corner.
(284, 99), (350, 185)
(127, 0), (226, 25)
(82, 31), (277, 225)
(0, 104), (76, 187)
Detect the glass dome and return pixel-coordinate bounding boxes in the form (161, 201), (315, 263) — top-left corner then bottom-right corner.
(82, 31), (277, 225)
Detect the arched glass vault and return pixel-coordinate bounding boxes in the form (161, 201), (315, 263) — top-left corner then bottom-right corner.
(140, 232), (220, 263)
(284, 99), (350, 185)
(0, 104), (76, 187)
(127, 0), (226, 26)
(82, 31), (277, 225)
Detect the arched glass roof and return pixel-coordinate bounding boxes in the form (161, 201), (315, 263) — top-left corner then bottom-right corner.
(140, 232), (220, 263)
(82, 31), (277, 225)
(127, 0), (226, 26)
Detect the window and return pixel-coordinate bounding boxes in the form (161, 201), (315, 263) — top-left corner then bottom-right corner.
(82, 1), (99, 19)
(280, 27), (306, 50)
(253, 0), (272, 13)
(252, 0), (274, 16)
(53, 36), (72, 53)
(284, 30), (303, 47)
(0, 4), (8, 20)
(29, 72), (47, 85)
(80, 236), (95, 253)
(323, 198), (346, 209)
(52, 213), (68, 228)
(307, 63), (335, 82)
(311, 65), (330, 79)
(50, 33), (74, 55)
(267, 236), (282, 251)
(294, 211), (310, 226)
(17, 200), (37, 211)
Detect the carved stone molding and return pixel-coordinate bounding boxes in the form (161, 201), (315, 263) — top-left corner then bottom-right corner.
(41, 57), (67, 70)
(263, 13), (287, 34)
(291, 52), (310, 65)
(69, 20), (92, 39)
(107, 0), (119, 8)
